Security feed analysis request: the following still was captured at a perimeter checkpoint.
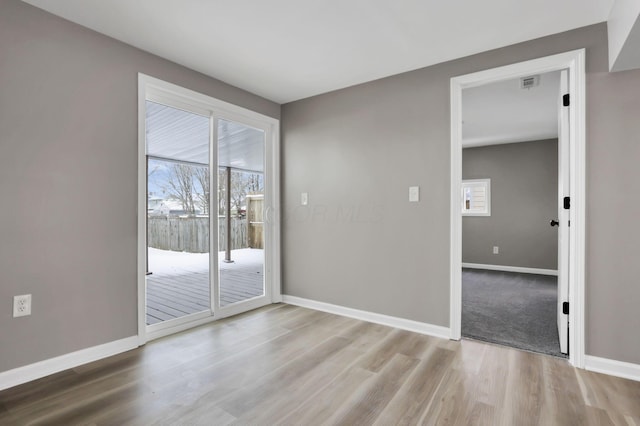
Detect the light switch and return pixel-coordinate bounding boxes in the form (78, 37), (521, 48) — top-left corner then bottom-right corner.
(301, 192), (308, 206)
(409, 186), (420, 202)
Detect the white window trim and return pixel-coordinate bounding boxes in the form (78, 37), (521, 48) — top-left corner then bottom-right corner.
(461, 178), (491, 216)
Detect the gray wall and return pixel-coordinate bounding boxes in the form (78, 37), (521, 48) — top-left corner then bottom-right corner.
(0, 0), (279, 373)
(282, 23), (640, 364)
(462, 140), (558, 270)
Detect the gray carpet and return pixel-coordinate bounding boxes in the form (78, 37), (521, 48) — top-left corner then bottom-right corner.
(462, 268), (566, 357)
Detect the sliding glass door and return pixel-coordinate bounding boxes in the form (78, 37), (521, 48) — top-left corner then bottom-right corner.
(139, 74), (279, 340)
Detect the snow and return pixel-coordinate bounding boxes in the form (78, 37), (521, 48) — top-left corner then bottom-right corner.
(148, 247), (263, 275)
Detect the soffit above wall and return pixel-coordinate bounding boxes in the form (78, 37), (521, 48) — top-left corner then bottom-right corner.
(608, 0), (640, 72)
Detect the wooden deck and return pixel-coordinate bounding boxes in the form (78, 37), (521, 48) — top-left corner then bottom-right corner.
(146, 249), (264, 325)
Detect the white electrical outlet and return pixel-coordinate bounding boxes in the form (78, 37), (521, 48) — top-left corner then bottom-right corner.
(13, 294), (32, 317)
(493, 246), (499, 254)
(301, 192), (308, 206)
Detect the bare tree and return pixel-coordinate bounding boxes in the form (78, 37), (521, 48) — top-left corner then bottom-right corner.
(193, 166), (210, 215)
(147, 162), (162, 198)
(246, 173), (263, 194)
(217, 168), (227, 216)
(159, 164), (262, 217)
(164, 164), (197, 216)
(230, 172), (245, 214)
(215, 169), (263, 217)
(228, 171), (264, 215)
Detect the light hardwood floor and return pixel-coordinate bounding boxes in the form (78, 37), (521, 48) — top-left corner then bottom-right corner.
(1, 304), (639, 425)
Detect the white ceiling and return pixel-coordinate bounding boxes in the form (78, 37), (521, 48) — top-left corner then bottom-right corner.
(462, 71), (561, 147)
(22, 0), (613, 104)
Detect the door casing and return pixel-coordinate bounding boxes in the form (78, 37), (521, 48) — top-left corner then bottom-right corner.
(449, 49), (586, 367)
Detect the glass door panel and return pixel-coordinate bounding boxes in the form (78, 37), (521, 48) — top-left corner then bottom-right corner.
(217, 118), (265, 307)
(145, 101), (211, 325)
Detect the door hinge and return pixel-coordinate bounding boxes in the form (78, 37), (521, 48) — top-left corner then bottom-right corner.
(563, 196), (570, 209)
(563, 94), (570, 107)
(562, 302), (569, 315)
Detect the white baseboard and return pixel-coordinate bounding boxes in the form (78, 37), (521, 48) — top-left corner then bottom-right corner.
(462, 263), (558, 276)
(0, 336), (139, 391)
(585, 355), (640, 382)
(282, 295), (451, 340)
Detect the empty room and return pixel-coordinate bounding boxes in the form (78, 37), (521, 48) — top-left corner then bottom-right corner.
(1, 0), (640, 424)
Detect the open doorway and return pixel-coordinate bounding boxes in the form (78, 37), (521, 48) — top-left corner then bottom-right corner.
(460, 72), (563, 357)
(449, 50), (587, 367)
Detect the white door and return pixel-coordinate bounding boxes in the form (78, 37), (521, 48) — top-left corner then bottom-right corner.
(557, 69), (570, 355)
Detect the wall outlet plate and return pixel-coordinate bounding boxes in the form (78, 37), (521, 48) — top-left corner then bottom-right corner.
(493, 246), (499, 254)
(409, 186), (420, 202)
(13, 294), (32, 317)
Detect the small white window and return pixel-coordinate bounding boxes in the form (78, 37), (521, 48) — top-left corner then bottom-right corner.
(462, 179), (491, 216)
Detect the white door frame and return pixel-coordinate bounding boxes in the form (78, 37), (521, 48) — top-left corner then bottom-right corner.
(449, 49), (586, 367)
(137, 74), (281, 344)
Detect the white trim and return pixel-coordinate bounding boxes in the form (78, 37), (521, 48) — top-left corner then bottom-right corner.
(140, 74), (277, 125)
(283, 295), (451, 340)
(209, 115), (219, 320)
(570, 50), (587, 369)
(0, 336), (138, 392)
(137, 76), (148, 345)
(585, 356), (640, 382)
(462, 263), (558, 276)
(450, 74), (463, 342)
(269, 123), (283, 303)
(450, 49), (586, 368)
(137, 73), (281, 343)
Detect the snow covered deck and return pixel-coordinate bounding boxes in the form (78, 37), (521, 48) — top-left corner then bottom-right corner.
(146, 248), (264, 325)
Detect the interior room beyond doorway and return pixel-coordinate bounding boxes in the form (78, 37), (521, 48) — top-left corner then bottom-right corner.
(460, 71), (565, 357)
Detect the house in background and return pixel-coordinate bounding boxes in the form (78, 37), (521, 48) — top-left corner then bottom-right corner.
(1, 0), (639, 398)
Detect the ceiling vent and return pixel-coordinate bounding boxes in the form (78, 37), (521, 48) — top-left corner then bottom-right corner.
(520, 75), (540, 89)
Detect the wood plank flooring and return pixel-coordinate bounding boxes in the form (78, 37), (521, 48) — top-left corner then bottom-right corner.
(1, 304), (639, 425)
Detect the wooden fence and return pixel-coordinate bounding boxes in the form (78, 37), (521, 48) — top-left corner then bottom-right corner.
(148, 216), (247, 253)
